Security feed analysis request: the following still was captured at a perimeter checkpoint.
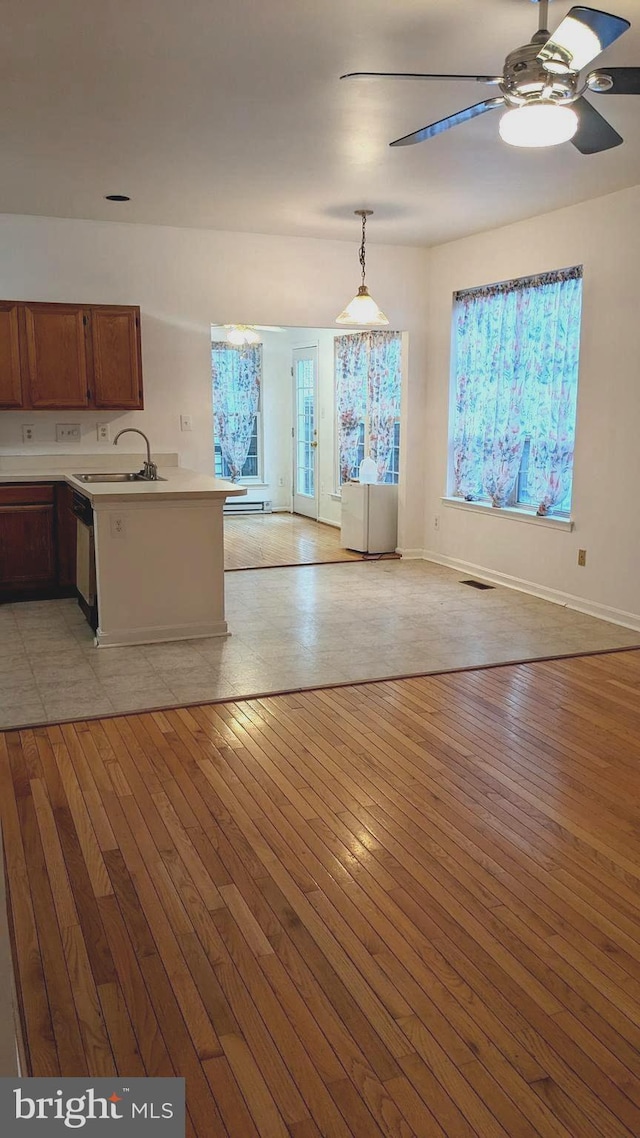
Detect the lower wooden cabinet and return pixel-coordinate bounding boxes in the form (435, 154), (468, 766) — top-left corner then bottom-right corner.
(0, 482), (77, 599)
(55, 482), (78, 588)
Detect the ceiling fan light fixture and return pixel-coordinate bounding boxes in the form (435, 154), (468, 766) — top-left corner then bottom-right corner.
(336, 210), (389, 326)
(538, 18), (602, 74)
(224, 324), (262, 345)
(499, 101), (578, 147)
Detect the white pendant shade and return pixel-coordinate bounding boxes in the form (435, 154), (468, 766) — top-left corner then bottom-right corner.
(336, 285), (389, 326)
(499, 102), (578, 148)
(336, 209), (389, 326)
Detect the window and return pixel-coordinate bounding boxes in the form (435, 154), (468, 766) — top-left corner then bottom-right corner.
(335, 331), (402, 488)
(215, 417), (259, 479)
(211, 342), (262, 482)
(451, 267), (582, 516)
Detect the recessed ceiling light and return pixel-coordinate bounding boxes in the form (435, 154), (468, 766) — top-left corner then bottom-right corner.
(105, 194), (130, 202)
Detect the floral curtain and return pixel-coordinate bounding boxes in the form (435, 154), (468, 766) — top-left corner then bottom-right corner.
(335, 331), (401, 483)
(368, 331), (403, 480)
(527, 274), (582, 512)
(211, 343), (261, 482)
(335, 333), (369, 484)
(452, 267), (582, 510)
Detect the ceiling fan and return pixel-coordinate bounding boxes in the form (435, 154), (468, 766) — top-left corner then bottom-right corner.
(223, 324), (284, 345)
(341, 2), (640, 153)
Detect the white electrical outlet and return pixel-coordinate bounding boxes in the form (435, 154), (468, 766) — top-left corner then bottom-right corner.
(22, 424), (35, 443)
(96, 423), (110, 442)
(278, 476), (285, 486)
(180, 414), (193, 432)
(56, 423), (81, 443)
(110, 514), (126, 539)
(434, 515), (440, 529)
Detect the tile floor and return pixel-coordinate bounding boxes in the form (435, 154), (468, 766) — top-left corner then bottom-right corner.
(1, 559), (638, 729)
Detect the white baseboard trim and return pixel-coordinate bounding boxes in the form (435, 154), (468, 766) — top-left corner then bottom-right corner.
(396, 548), (425, 560)
(415, 549), (640, 632)
(318, 516), (340, 529)
(96, 620), (229, 647)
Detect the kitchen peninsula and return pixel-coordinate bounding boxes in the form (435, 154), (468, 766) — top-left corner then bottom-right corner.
(0, 454), (245, 647)
(70, 468), (246, 647)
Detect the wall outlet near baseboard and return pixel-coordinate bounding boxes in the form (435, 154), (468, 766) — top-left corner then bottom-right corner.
(56, 423), (81, 442)
(434, 515), (440, 529)
(22, 424), (35, 442)
(96, 423), (110, 442)
(577, 548), (587, 567)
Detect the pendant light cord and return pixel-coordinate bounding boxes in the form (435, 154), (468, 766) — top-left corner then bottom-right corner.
(360, 212), (367, 287)
(537, 0), (549, 34)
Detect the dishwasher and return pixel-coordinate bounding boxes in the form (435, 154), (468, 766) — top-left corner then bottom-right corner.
(72, 489), (98, 630)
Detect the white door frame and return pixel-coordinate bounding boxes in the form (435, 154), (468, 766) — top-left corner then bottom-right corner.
(292, 345), (319, 520)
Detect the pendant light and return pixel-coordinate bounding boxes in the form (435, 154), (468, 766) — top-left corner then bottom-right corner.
(336, 210), (389, 326)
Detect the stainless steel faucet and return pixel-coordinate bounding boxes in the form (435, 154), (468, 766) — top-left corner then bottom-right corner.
(113, 428), (158, 480)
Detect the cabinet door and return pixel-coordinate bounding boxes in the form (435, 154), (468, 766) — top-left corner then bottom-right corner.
(0, 301), (24, 408)
(55, 482), (77, 588)
(24, 303), (90, 408)
(90, 306), (143, 409)
(0, 504), (55, 588)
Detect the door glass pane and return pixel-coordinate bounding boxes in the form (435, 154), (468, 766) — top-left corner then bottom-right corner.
(296, 358), (315, 497)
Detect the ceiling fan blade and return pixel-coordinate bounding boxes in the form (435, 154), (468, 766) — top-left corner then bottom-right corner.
(390, 97), (504, 147)
(538, 6), (630, 73)
(588, 66), (640, 93)
(340, 71), (501, 84)
(571, 96), (623, 153)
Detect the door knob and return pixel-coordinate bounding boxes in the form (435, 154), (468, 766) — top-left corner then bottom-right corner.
(310, 441), (318, 448)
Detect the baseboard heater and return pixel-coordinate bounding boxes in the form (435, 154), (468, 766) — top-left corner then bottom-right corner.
(223, 499), (272, 515)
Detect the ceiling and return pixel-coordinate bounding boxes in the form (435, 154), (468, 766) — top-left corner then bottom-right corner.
(2, 0), (640, 246)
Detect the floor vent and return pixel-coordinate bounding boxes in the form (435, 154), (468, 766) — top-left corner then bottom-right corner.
(460, 579), (495, 590)
(224, 499), (273, 515)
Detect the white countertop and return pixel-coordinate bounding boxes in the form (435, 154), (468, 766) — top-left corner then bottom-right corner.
(0, 456), (246, 502)
(65, 468), (246, 503)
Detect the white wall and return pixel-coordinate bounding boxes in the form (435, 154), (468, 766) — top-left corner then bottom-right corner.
(0, 213), (427, 551)
(423, 184), (640, 626)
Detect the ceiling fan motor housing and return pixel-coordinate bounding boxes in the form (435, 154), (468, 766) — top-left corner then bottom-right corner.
(501, 40), (580, 106)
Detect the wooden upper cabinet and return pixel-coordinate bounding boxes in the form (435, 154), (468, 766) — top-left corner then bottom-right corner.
(0, 302), (24, 408)
(24, 303), (90, 408)
(90, 306), (143, 409)
(0, 300), (143, 410)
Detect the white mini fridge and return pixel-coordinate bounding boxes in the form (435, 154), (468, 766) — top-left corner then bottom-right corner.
(340, 482), (398, 554)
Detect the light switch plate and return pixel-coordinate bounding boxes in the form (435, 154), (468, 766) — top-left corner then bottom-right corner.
(56, 423), (81, 442)
(180, 414), (193, 432)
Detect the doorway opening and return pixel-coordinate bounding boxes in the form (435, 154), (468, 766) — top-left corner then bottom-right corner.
(211, 324), (404, 570)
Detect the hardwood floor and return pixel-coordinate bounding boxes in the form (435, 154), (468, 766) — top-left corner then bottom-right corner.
(2, 649), (640, 1136)
(224, 513), (364, 570)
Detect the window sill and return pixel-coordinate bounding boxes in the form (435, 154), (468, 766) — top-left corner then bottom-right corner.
(441, 496), (574, 531)
(330, 492), (342, 501)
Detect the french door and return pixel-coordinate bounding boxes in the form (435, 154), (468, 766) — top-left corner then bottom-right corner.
(292, 346), (319, 519)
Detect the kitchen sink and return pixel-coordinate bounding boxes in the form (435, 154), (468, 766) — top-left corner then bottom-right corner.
(74, 472), (166, 483)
